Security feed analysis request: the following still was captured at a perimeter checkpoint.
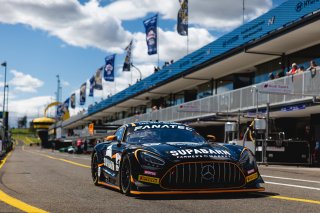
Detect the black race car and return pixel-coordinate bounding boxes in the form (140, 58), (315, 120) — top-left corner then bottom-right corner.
(91, 121), (264, 195)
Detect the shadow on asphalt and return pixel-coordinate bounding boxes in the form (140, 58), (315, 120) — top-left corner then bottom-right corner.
(135, 191), (279, 200)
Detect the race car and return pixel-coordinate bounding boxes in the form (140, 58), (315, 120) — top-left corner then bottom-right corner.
(91, 121), (264, 195)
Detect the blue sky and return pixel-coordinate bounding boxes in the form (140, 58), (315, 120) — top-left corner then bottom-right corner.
(0, 0), (287, 122)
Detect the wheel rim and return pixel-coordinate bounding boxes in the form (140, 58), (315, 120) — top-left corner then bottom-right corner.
(92, 154), (98, 182)
(121, 158), (130, 192)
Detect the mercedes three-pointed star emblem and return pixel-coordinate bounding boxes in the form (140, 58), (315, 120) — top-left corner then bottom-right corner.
(201, 165), (215, 180)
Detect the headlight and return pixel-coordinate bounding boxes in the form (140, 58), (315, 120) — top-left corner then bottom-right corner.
(239, 149), (257, 174)
(139, 151), (165, 166)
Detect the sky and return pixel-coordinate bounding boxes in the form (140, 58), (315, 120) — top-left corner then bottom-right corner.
(0, 0), (287, 125)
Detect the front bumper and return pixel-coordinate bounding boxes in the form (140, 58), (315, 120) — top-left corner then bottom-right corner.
(130, 187), (265, 195)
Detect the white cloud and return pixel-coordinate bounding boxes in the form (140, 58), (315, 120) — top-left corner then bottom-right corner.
(10, 70), (44, 93)
(131, 26), (214, 66)
(0, 0), (131, 53)
(62, 80), (70, 87)
(0, 0), (274, 120)
(0, 0), (272, 53)
(8, 95), (54, 118)
(106, 0), (272, 30)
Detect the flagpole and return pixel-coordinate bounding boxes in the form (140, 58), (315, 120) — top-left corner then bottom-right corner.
(131, 51), (133, 85)
(243, 0), (245, 24)
(187, 0), (189, 55)
(157, 14), (160, 68)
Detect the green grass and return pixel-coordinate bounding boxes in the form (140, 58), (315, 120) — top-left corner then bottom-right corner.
(11, 128), (35, 134)
(11, 129), (40, 145)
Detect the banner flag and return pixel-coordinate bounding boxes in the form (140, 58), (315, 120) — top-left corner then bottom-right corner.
(56, 98), (70, 120)
(56, 104), (63, 119)
(80, 82), (86, 105)
(104, 54), (116, 82)
(89, 76), (94, 97)
(123, 40), (133, 71)
(143, 14), (158, 55)
(177, 0), (188, 36)
(94, 67), (103, 90)
(70, 93), (76, 109)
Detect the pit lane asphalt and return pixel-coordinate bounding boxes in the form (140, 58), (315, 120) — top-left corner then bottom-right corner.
(0, 145), (319, 213)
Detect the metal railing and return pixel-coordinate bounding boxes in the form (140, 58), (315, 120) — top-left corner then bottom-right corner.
(111, 68), (320, 125)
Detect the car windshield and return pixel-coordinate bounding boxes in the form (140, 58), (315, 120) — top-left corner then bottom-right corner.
(125, 126), (206, 144)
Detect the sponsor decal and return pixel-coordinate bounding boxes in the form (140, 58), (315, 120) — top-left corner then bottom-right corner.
(260, 83), (293, 94)
(143, 143), (161, 146)
(246, 172), (258, 183)
(134, 124), (193, 131)
(104, 158), (115, 170)
(115, 153), (121, 171)
(296, 0), (320, 13)
(201, 165), (215, 180)
(98, 167), (101, 177)
(106, 145), (112, 158)
(166, 142), (200, 146)
(169, 148), (231, 159)
(143, 170), (157, 176)
(247, 169), (255, 175)
(138, 175), (160, 184)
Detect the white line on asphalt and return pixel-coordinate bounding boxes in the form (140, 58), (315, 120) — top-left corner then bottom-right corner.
(262, 175), (320, 184)
(265, 181), (320, 191)
(26, 149), (90, 160)
(259, 165), (320, 172)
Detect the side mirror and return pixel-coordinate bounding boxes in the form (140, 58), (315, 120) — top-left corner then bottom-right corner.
(106, 135), (117, 141)
(207, 134), (216, 142)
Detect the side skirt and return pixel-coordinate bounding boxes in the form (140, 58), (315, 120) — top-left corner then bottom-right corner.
(98, 181), (120, 191)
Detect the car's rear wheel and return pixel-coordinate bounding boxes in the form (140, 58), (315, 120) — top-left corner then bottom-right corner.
(120, 155), (132, 195)
(91, 152), (100, 186)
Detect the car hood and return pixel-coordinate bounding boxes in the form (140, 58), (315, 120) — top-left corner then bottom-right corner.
(135, 142), (239, 162)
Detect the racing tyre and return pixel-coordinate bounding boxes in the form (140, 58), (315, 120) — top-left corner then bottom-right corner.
(120, 155), (132, 195)
(91, 152), (100, 186)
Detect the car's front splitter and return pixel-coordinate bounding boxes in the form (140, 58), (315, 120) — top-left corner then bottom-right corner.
(130, 187), (265, 195)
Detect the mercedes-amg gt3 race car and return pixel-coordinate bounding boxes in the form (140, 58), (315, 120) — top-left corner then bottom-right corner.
(91, 121), (264, 195)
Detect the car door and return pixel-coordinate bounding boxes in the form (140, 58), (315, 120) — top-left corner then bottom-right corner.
(104, 126), (125, 173)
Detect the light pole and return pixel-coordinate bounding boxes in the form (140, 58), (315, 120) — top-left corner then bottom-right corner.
(1, 61), (7, 143)
(5, 85), (8, 113)
(130, 63), (142, 81)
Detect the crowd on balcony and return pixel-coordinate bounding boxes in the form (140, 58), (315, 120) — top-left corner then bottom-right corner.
(269, 60), (319, 80)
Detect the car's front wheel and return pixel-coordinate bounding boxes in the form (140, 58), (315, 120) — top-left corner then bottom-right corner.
(120, 155), (132, 195)
(91, 152), (100, 186)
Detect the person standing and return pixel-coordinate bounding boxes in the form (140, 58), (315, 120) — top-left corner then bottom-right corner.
(287, 63), (298, 75)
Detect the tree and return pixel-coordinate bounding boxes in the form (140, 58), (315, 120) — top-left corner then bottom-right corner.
(18, 116), (27, 128)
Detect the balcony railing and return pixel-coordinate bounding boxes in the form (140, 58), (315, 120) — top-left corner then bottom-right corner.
(111, 68), (320, 125)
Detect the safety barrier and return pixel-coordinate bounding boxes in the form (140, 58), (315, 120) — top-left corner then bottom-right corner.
(111, 68), (320, 125)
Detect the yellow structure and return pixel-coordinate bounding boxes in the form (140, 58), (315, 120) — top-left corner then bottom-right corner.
(32, 117), (56, 129)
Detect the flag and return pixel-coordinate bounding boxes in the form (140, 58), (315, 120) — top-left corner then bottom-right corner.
(143, 14), (158, 55)
(56, 104), (63, 119)
(177, 0), (188, 36)
(89, 76), (94, 97)
(56, 98), (69, 120)
(94, 67), (103, 90)
(70, 93), (76, 109)
(1, 62), (7, 67)
(62, 98), (69, 111)
(123, 40), (133, 71)
(104, 54), (116, 82)
(80, 82), (86, 105)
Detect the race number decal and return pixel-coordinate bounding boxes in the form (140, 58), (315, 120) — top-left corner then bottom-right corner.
(115, 153), (121, 171)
